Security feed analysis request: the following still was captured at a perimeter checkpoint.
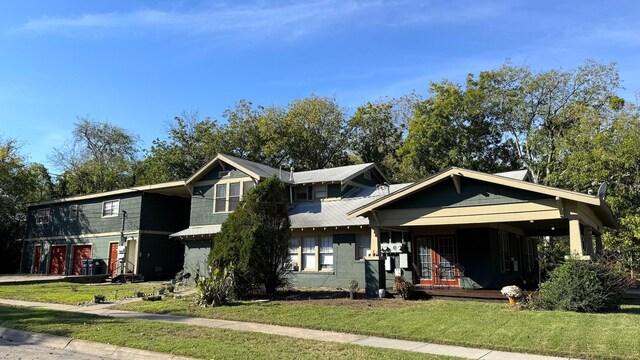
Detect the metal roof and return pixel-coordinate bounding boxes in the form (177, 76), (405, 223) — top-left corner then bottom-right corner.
(289, 184), (410, 229)
(219, 154), (292, 182)
(292, 163), (375, 184)
(494, 169), (531, 181)
(170, 225), (221, 238)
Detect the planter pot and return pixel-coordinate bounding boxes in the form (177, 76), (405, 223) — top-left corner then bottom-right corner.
(508, 296), (517, 305)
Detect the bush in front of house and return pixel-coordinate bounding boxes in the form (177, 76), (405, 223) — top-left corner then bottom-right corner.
(532, 258), (632, 312)
(392, 276), (413, 300)
(197, 265), (237, 307)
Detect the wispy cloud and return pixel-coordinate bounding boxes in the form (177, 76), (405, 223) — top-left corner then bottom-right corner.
(17, 1), (503, 40)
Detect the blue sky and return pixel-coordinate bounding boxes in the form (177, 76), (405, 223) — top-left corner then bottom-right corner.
(1, 1), (639, 172)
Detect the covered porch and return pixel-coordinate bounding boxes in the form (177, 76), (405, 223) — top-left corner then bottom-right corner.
(349, 167), (616, 290)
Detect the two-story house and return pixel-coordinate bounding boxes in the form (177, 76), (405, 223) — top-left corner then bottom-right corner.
(21, 182), (190, 280)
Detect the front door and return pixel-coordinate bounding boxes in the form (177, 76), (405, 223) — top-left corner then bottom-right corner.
(72, 245), (92, 275)
(32, 245), (42, 274)
(108, 242), (119, 275)
(48, 245), (67, 275)
(416, 235), (459, 286)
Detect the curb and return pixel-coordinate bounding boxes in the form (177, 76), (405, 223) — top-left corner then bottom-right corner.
(0, 327), (197, 360)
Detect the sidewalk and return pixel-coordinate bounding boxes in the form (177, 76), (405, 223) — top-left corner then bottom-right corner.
(0, 298), (579, 360)
(0, 326), (196, 360)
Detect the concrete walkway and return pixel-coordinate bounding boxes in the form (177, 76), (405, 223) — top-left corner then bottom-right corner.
(0, 298), (579, 360)
(0, 326), (196, 360)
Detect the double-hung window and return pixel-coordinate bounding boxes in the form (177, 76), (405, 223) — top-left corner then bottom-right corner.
(356, 235), (371, 260)
(228, 182), (241, 211)
(295, 186), (309, 201)
(35, 208), (50, 225)
(214, 184), (227, 212)
(319, 236), (333, 270)
(102, 200), (119, 217)
(313, 185), (327, 199)
(287, 238), (300, 271)
(302, 237), (316, 270)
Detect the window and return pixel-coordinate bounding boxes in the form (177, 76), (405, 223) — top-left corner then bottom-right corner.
(287, 238), (300, 271)
(499, 231), (510, 273)
(35, 208), (50, 225)
(242, 181), (254, 197)
(102, 200), (119, 217)
(295, 186), (309, 201)
(363, 170), (371, 180)
(357, 235), (371, 260)
(228, 182), (241, 211)
(319, 236), (333, 270)
(69, 205), (79, 221)
(313, 184), (327, 199)
(302, 236), (316, 270)
(214, 184), (227, 212)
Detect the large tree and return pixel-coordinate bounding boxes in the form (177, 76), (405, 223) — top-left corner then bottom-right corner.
(209, 176), (291, 296)
(0, 138), (53, 272)
(51, 118), (140, 195)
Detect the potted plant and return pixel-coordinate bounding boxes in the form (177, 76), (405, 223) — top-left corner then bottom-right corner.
(348, 280), (359, 299)
(500, 285), (523, 305)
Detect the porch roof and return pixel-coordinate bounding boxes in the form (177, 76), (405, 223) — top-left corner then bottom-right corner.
(347, 167), (616, 228)
(170, 225), (221, 238)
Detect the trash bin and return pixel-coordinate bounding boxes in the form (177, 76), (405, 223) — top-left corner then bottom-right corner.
(92, 259), (103, 275)
(81, 259), (91, 275)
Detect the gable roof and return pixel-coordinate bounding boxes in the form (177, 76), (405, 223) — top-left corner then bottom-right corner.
(347, 167), (616, 227)
(186, 154), (291, 184)
(187, 153), (390, 186)
(494, 169), (532, 182)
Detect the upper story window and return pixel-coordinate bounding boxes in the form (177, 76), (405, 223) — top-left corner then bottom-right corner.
(313, 184), (327, 199)
(35, 208), (50, 225)
(102, 200), (120, 218)
(68, 205), (79, 221)
(364, 170), (371, 180)
(214, 181), (255, 213)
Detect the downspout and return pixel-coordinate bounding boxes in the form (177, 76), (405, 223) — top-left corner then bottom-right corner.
(289, 167), (294, 204)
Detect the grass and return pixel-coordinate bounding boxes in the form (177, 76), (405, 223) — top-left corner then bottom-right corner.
(0, 305), (454, 360)
(0, 281), (166, 305)
(113, 296), (640, 360)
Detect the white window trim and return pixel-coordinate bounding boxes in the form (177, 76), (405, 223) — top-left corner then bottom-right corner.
(213, 178), (253, 214)
(288, 235), (334, 272)
(101, 200), (120, 218)
(36, 208), (51, 225)
(356, 235), (371, 260)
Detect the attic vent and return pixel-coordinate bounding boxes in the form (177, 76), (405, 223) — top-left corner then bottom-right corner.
(219, 170), (230, 178)
(364, 170), (371, 180)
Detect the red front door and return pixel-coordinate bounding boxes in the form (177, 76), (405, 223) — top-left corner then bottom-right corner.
(72, 245), (92, 275)
(49, 246), (67, 275)
(416, 235), (459, 286)
(32, 246), (42, 274)
(108, 243), (118, 275)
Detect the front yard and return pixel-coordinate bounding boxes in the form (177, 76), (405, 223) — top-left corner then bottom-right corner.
(0, 305), (453, 360)
(114, 295), (640, 360)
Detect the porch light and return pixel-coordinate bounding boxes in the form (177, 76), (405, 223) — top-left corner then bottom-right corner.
(529, 220), (535, 223)
(551, 227), (555, 231)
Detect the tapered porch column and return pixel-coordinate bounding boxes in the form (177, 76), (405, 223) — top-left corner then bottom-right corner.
(594, 232), (604, 254)
(569, 219), (590, 260)
(583, 226), (594, 256)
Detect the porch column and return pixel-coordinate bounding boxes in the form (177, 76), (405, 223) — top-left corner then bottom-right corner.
(370, 227), (381, 258)
(569, 219), (590, 260)
(594, 232), (604, 254)
(583, 226), (594, 256)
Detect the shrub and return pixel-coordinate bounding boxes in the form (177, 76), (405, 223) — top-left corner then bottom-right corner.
(392, 276), (413, 300)
(93, 294), (106, 303)
(532, 258), (633, 312)
(197, 265), (237, 307)
(348, 280), (359, 293)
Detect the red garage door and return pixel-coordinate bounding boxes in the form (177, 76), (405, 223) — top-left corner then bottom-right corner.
(72, 245), (92, 275)
(49, 246), (67, 275)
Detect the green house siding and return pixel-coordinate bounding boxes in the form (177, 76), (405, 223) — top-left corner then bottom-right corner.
(327, 184), (342, 198)
(380, 178), (549, 210)
(27, 194), (142, 239)
(350, 170), (384, 187)
(183, 239), (213, 278)
(140, 193), (190, 232)
(137, 233), (184, 280)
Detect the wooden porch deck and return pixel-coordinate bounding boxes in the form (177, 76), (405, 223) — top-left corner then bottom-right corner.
(412, 286), (506, 302)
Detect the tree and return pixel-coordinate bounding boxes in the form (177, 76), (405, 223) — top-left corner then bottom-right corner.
(348, 100), (403, 180)
(50, 118), (140, 195)
(138, 111), (225, 184)
(398, 78), (516, 181)
(280, 95), (351, 170)
(0, 138), (52, 272)
(209, 176), (291, 296)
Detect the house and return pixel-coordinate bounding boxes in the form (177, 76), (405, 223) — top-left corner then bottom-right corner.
(20, 153), (616, 296)
(20, 182), (190, 280)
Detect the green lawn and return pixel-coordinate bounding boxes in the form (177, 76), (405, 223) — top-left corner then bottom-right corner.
(114, 296), (640, 360)
(0, 281), (166, 305)
(0, 305), (454, 360)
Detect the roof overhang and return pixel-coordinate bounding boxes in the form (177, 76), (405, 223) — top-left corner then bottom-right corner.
(170, 225), (222, 238)
(187, 154), (261, 185)
(347, 167), (616, 228)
